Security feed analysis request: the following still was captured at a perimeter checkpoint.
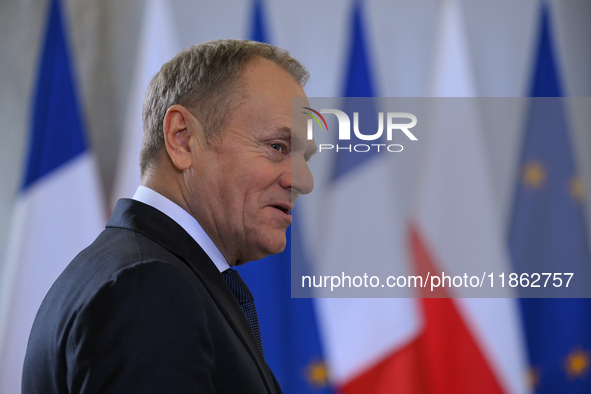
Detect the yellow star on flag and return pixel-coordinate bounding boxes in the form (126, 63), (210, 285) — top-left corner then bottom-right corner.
(522, 160), (546, 190)
(305, 360), (329, 388)
(565, 348), (590, 379)
(526, 367), (540, 390)
(570, 176), (585, 203)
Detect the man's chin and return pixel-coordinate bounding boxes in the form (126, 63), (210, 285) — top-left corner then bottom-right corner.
(256, 233), (288, 259)
(264, 236), (287, 256)
(231, 226), (289, 263)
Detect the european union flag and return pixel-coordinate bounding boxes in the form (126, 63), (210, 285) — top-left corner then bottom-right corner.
(238, 2), (333, 392)
(509, 6), (591, 393)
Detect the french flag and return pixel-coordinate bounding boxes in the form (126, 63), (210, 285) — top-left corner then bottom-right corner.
(0, 0), (105, 392)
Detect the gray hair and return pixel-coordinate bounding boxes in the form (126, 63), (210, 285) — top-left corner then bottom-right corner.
(140, 39), (309, 175)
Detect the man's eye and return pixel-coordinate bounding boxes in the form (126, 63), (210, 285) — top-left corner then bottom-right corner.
(270, 143), (283, 152)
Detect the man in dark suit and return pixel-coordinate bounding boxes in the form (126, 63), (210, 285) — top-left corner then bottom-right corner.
(22, 39), (316, 393)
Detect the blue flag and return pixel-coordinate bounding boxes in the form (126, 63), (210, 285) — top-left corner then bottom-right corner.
(238, 2), (333, 392)
(249, 0), (267, 43)
(342, 1), (375, 99)
(23, 0), (87, 190)
(332, 1), (379, 180)
(509, 6), (591, 393)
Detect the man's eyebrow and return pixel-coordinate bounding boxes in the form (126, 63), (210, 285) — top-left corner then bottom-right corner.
(274, 126), (291, 138)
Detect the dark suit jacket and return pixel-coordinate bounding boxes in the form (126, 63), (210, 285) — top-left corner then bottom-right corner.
(22, 199), (281, 394)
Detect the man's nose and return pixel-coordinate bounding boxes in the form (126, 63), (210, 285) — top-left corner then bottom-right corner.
(283, 155), (314, 196)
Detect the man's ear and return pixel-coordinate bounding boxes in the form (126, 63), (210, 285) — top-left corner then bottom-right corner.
(163, 105), (201, 170)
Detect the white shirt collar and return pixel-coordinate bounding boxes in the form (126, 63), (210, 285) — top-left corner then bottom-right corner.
(132, 185), (230, 272)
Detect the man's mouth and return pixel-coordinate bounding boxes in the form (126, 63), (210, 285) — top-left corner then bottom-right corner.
(270, 202), (292, 215)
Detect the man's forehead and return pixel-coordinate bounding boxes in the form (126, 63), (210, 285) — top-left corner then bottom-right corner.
(234, 59), (307, 120)
(240, 58), (306, 95)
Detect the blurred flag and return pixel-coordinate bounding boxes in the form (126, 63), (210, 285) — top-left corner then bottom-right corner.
(313, 2), (421, 393)
(0, 0), (105, 392)
(237, 1), (333, 392)
(110, 0), (180, 207)
(331, 0), (378, 179)
(250, 0), (266, 45)
(316, 1), (528, 393)
(509, 5), (591, 393)
(408, 0), (528, 392)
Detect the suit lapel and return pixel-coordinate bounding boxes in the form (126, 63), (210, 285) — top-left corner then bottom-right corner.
(107, 199), (277, 394)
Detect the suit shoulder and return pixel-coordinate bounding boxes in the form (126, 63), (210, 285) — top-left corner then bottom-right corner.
(57, 227), (187, 294)
(24, 251), (218, 393)
(77, 259), (210, 330)
(28, 260), (217, 393)
(30, 227), (210, 348)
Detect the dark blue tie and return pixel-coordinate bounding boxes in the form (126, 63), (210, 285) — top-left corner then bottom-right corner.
(222, 268), (264, 355)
